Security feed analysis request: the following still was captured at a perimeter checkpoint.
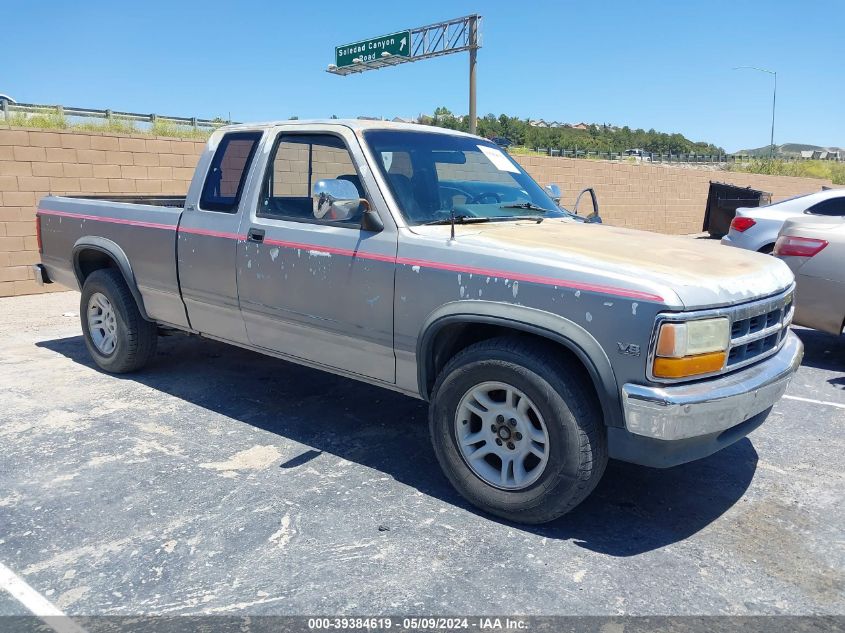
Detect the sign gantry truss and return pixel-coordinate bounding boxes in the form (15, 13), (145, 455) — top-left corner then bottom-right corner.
(328, 14), (481, 76)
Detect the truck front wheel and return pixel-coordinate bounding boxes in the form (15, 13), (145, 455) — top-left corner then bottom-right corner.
(80, 269), (157, 373)
(429, 337), (607, 524)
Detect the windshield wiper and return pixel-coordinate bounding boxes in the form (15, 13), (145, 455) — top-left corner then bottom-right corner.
(499, 202), (555, 213)
(424, 215), (493, 226)
(498, 215), (545, 223)
(424, 214), (545, 226)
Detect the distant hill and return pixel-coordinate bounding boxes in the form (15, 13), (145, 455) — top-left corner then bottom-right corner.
(738, 143), (844, 157)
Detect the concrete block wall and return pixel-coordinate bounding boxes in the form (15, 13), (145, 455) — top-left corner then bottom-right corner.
(517, 155), (833, 233)
(272, 142), (356, 196)
(219, 137), (258, 197)
(0, 124), (836, 297)
(0, 127), (205, 297)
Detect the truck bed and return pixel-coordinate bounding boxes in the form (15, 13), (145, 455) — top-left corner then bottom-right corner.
(37, 194), (189, 329)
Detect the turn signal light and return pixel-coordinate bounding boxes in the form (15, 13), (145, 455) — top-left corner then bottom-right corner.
(653, 351), (727, 379)
(774, 235), (828, 258)
(730, 216), (756, 232)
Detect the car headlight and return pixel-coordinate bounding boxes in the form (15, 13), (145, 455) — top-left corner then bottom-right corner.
(652, 317), (730, 379)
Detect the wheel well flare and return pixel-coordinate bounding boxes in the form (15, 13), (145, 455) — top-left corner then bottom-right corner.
(425, 321), (600, 406)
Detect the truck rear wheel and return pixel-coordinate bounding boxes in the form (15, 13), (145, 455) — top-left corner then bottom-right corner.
(80, 269), (157, 373)
(429, 337), (607, 524)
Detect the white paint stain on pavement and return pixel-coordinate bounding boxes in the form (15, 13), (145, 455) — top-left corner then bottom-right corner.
(56, 586), (89, 610)
(135, 421), (176, 436)
(0, 491), (23, 507)
(199, 445), (282, 472)
(0, 409), (87, 438)
(268, 513), (296, 549)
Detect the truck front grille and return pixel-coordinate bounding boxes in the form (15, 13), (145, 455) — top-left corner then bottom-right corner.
(725, 288), (794, 371)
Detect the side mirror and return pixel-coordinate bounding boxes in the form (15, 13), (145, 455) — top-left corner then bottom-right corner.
(312, 179), (362, 221)
(574, 187), (602, 224)
(544, 183), (562, 204)
(361, 207), (384, 232)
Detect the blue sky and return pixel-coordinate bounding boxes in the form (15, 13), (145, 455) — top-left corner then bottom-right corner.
(3, 0), (843, 152)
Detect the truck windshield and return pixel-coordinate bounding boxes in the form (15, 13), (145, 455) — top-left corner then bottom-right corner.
(363, 130), (567, 225)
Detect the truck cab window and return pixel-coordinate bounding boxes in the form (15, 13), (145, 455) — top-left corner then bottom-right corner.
(200, 132), (262, 213)
(258, 134), (367, 226)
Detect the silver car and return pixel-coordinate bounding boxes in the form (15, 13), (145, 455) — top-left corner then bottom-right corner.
(722, 188), (845, 254)
(775, 214), (845, 335)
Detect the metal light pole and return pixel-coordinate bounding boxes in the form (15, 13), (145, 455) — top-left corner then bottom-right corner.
(734, 66), (777, 158)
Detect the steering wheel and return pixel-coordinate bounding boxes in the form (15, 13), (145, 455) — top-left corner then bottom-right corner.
(440, 186), (504, 207)
(440, 185), (474, 206)
(467, 191), (504, 204)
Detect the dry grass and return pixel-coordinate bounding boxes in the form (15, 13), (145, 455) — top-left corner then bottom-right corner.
(727, 159), (845, 185)
(0, 111), (217, 140)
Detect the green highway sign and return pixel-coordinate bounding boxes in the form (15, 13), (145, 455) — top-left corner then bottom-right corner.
(335, 30), (411, 68)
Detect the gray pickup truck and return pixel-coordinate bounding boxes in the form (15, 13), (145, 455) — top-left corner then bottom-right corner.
(34, 120), (802, 523)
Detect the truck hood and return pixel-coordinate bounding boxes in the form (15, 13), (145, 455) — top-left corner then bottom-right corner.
(424, 219), (794, 309)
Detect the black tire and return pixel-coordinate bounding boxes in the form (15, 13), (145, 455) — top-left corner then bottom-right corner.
(429, 337), (607, 524)
(80, 268), (157, 373)
(758, 244), (775, 255)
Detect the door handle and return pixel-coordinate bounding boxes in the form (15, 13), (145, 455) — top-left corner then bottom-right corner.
(247, 228), (265, 243)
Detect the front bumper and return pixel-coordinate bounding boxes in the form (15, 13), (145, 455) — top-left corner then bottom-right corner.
(608, 331), (803, 468)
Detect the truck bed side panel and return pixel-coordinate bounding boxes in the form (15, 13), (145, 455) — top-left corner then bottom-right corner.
(38, 196), (188, 329)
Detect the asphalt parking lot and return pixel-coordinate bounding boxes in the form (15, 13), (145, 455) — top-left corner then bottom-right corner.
(0, 291), (843, 618)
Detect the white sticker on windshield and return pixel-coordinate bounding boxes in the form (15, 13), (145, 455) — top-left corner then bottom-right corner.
(478, 144), (520, 173)
(380, 151), (394, 172)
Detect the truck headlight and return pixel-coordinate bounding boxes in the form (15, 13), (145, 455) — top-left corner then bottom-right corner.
(652, 317), (730, 379)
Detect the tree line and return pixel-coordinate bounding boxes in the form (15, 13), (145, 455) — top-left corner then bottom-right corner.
(422, 107), (725, 155)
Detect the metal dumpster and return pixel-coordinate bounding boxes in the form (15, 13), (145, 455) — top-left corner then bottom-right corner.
(702, 181), (772, 238)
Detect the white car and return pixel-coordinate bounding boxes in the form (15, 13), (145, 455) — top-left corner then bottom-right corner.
(721, 188), (845, 253)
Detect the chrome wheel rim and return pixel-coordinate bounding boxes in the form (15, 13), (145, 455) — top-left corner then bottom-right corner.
(455, 381), (550, 490)
(87, 292), (117, 355)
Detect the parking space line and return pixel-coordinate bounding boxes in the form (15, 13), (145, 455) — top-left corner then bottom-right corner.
(0, 561), (88, 633)
(783, 395), (845, 410)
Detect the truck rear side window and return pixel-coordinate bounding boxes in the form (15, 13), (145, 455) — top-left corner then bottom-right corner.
(200, 132), (262, 213)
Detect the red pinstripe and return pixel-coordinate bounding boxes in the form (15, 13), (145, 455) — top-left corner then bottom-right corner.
(180, 227), (241, 239)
